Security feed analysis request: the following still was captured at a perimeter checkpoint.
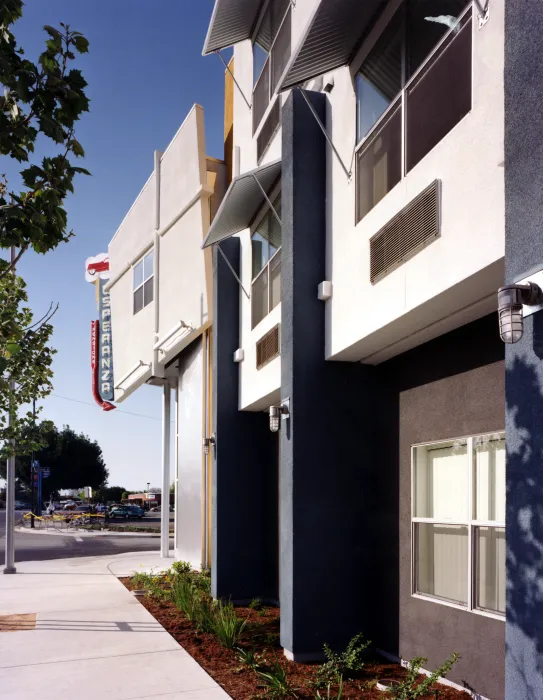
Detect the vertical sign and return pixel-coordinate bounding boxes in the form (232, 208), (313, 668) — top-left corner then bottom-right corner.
(98, 279), (114, 402)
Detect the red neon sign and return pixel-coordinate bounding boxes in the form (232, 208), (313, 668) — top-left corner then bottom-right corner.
(91, 320), (116, 412)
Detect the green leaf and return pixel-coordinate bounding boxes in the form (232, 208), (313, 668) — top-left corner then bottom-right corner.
(6, 341), (20, 356)
(70, 138), (84, 157)
(43, 25), (62, 39)
(73, 35), (89, 54)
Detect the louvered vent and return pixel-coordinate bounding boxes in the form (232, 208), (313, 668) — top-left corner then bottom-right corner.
(257, 100), (281, 163)
(256, 324), (280, 370)
(370, 180), (441, 284)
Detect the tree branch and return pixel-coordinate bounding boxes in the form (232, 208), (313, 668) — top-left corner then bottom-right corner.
(0, 244), (27, 279)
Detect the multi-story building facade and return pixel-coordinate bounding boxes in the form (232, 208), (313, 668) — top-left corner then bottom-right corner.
(106, 104), (226, 568)
(200, 1), (543, 699)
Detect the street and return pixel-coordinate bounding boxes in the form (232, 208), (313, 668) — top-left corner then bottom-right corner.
(0, 511), (175, 567)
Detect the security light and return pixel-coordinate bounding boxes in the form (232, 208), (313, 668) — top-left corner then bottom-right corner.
(498, 282), (542, 343)
(269, 400), (290, 433)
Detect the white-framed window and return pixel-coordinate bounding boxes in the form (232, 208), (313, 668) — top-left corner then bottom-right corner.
(412, 431), (505, 618)
(252, 0), (291, 134)
(251, 192), (281, 329)
(133, 249), (154, 314)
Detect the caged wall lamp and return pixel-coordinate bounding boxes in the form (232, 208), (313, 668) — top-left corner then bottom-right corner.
(269, 399), (290, 433)
(498, 282), (543, 343)
(202, 434), (216, 455)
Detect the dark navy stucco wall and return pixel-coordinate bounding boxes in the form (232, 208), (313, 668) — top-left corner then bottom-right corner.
(279, 90), (387, 656)
(505, 2), (543, 697)
(211, 238), (278, 602)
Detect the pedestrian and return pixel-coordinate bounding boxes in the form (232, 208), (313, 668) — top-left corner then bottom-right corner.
(46, 501), (56, 516)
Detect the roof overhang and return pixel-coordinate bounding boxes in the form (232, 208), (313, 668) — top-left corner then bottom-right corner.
(202, 159), (281, 248)
(203, 0), (264, 55)
(278, 0), (382, 91)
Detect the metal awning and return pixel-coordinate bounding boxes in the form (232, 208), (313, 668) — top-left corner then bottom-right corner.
(202, 159), (281, 248)
(278, 0), (382, 91)
(203, 0), (264, 55)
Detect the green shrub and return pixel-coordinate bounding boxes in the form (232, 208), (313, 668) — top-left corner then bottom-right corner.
(210, 600), (247, 648)
(314, 633), (371, 687)
(170, 575), (214, 632)
(314, 676), (344, 700)
(131, 569), (156, 589)
(172, 560), (192, 575)
(388, 653), (460, 699)
(236, 646), (266, 671)
(249, 597), (263, 610)
(256, 657), (297, 698)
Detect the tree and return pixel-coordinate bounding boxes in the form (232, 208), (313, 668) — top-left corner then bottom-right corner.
(0, 422), (108, 494)
(121, 491), (128, 501)
(0, 1), (89, 459)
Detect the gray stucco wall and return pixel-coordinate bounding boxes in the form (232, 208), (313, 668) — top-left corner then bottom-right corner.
(381, 314), (505, 700)
(504, 1), (543, 697)
(211, 237), (279, 602)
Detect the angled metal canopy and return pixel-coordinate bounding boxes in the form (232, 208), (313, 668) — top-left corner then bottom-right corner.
(202, 159), (281, 249)
(202, 0), (265, 55)
(277, 0), (382, 91)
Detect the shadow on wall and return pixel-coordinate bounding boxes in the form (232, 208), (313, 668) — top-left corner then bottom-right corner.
(506, 313), (543, 699)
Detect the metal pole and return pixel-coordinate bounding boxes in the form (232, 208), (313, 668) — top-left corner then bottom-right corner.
(160, 382), (171, 558)
(30, 398), (35, 528)
(216, 243), (251, 299)
(297, 88), (352, 180)
(4, 245), (17, 574)
(216, 49), (252, 110)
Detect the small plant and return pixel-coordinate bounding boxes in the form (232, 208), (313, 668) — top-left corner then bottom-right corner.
(170, 575), (214, 633)
(249, 598), (263, 610)
(131, 568), (156, 589)
(236, 646), (267, 671)
(210, 601), (248, 648)
(314, 633), (371, 687)
(172, 560), (192, 575)
(314, 676), (344, 700)
(388, 653), (460, 699)
(264, 631), (280, 647)
(257, 657), (298, 698)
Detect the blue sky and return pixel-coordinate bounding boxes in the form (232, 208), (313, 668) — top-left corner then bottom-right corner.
(4, 0), (227, 490)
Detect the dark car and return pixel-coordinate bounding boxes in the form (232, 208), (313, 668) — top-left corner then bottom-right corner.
(108, 506), (131, 519)
(124, 505), (144, 519)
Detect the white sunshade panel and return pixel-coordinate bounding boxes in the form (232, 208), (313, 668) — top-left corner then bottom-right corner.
(203, 0), (264, 55)
(278, 0), (383, 91)
(202, 159), (281, 249)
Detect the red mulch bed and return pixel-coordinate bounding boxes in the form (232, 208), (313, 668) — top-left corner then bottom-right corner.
(120, 577), (468, 699)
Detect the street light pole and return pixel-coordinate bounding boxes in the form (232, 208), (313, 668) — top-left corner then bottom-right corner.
(30, 397), (36, 529)
(4, 245), (17, 574)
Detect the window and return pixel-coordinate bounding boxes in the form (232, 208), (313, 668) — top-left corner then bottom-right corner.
(252, 0), (291, 134)
(133, 249), (154, 314)
(355, 0), (471, 222)
(412, 432), (505, 617)
(251, 194), (281, 329)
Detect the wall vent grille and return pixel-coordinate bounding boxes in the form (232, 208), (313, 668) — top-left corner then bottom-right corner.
(257, 99), (281, 163)
(369, 180), (441, 283)
(256, 324), (280, 370)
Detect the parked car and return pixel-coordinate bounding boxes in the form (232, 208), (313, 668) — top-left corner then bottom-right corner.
(14, 501), (30, 510)
(124, 505), (144, 519)
(63, 502), (77, 511)
(108, 506), (131, 519)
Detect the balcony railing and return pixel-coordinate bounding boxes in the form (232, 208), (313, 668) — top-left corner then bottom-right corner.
(356, 11), (472, 224)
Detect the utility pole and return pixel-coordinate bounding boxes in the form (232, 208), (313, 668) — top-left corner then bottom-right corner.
(4, 245), (17, 574)
(30, 397), (36, 528)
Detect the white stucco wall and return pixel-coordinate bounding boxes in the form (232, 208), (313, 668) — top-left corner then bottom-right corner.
(108, 104), (220, 400)
(175, 338), (204, 569)
(325, 3), (505, 363)
(231, 0), (504, 378)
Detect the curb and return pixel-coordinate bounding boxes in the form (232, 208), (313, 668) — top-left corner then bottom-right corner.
(14, 526), (174, 539)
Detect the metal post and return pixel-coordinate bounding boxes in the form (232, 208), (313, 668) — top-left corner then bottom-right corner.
(216, 49), (252, 110)
(4, 245), (17, 574)
(30, 398), (36, 528)
(161, 382), (171, 558)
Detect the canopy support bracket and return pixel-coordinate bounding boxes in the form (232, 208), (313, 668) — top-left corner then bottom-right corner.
(217, 50), (252, 111)
(252, 174), (282, 229)
(216, 242), (251, 300)
(297, 88), (352, 181)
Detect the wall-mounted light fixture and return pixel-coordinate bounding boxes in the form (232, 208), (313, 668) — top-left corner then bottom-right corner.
(269, 399), (290, 433)
(202, 434), (216, 455)
(498, 282), (543, 343)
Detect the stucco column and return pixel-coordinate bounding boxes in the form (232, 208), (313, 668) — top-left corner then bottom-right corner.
(280, 90), (378, 660)
(504, 2), (543, 697)
(211, 238), (279, 602)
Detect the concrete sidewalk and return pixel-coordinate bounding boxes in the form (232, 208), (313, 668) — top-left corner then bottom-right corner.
(0, 552), (230, 700)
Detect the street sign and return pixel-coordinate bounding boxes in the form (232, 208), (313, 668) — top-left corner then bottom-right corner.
(41, 469), (50, 478)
